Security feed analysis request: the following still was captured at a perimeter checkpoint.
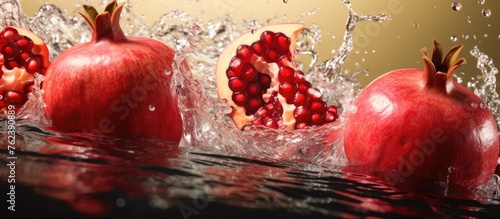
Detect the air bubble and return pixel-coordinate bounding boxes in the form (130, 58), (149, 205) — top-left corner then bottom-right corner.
(283, 0), (289, 3)
(448, 166), (456, 173)
(462, 34), (469, 39)
(250, 28), (256, 34)
(413, 23), (419, 28)
(451, 2), (462, 11)
(450, 35), (457, 42)
(149, 105), (156, 111)
(484, 34), (488, 38)
(478, 0), (485, 5)
(482, 8), (491, 17)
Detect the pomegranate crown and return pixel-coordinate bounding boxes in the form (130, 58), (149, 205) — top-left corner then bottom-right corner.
(80, 0), (126, 42)
(421, 40), (466, 76)
(420, 40), (466, 93)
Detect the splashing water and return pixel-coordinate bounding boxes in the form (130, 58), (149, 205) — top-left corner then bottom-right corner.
(2, 0), (499, 198)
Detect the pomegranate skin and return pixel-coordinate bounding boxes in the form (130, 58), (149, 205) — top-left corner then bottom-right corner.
(343, 41), (499, 192)
(43, 1), (183, 141)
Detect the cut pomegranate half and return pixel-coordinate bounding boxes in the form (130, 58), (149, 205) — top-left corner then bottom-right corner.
(216, 23), (338, 130)
(0, 26), (50, 112)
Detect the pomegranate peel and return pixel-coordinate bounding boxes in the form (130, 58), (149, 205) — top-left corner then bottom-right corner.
(216, 23), (338, 130)
(0, 26), (50, 112)
(343, 40), (499, 192)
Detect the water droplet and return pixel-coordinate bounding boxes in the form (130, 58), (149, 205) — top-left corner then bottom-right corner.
(149, 105), (156, 111)
(471, 102), (478, 108)
(165, 69), (171, 75)
(294, 49), (302, 58)
(498, 34), (500, 40)
(451, 2), (462, 11)
(413, 23), (419, 28)
(482, 8), (491, 17)
(462, 34), (469, 39)
(372, 49), (376, 53)
(466, 16), (472, 23)
(127, 0), (134, 8)
(140, 14), (145, 19)
(480, 103), (487, 109)
(478, 0), (485, 5)
(432, 5), (436, 10)
(0, 95), (3, 100)
(448, 166), (456, 173)
(450, 35), (457, 42)
(283, 0), (289, 3)
(330, 49), (337, 54)
(250, 28), (256, 34)
(484, 34), (488, 38)
(116, 198), (126, 207)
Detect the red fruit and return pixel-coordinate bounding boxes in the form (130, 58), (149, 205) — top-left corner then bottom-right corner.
(216, 23), (338, 130)
(0, 26), (50, 112)
(43, 1), (186, 141)
(343, 41), (499, 192)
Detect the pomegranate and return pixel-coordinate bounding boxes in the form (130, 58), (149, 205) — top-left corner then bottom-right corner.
(0, 26), (50, 113)
(43, 0), (185, 141)
(216, 23), (338, 130)
(343, 40), (499, 192)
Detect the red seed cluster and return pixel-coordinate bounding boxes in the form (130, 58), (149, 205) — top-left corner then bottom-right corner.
(0, 27), (46, 110)
(0, 27), (47, 75)
(226, 31), (338, 129)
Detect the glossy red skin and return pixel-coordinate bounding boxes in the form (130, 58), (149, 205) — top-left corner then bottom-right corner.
(44, 36), (183, 141)
(343, 68), (499, 191)
(43, 2), (183, 142)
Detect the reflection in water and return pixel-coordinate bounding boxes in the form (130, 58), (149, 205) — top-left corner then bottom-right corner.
(1, 124), (499, 218)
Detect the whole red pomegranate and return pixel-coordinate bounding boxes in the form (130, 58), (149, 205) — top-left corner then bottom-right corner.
(43, 1), (184, 141)
(216, 23), (338, 130)
(0, 26), (50, 112)
(343, 41), (499, 192)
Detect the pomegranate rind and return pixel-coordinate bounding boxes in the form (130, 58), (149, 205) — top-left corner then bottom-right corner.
(215, 23), (304, 130)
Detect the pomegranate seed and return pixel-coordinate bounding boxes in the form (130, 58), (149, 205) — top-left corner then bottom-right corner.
(25, 57), (41, 73)
(16, 36), (34, 51)
(241, 63), (258, 81)
(228, 57), (244, 72)
(278, 66), (295, 82)
(232, 92), (248, 106)
(294, 91), (308, 106)
(274, 33), (290, 52)
(2, 44), (17, 58)
(278, 82), (296, 101)
(251, 41), (264, 56)
(246, 96), (264, 115)
(258, 74), (271, 89)
(310, 113), (324, 125)
(228, 77), (247, 92)
(236, 45), (253, 62)
(245, 82), (261, 96)
(264, 49), (279, 63)
(294, 106), (310, 122)
(6, 91), (23, 103)
(0, 27), (18, 41)
(297, 82), (312, 92)
(260, 31), (275, 48)
(310, 100), (327, 113)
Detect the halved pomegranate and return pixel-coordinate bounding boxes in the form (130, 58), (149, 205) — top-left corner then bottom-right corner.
(216, 23), (338, 130)
(0, 26), (50, 112)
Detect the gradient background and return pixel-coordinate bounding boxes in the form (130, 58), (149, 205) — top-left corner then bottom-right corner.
(20, 0), (499, 91)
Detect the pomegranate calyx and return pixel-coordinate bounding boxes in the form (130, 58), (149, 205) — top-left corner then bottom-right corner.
(80, 0), (126, 43)
(421, 40), (466, 93)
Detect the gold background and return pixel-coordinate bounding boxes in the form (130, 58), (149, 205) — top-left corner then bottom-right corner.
(20, 0), (500, 90)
